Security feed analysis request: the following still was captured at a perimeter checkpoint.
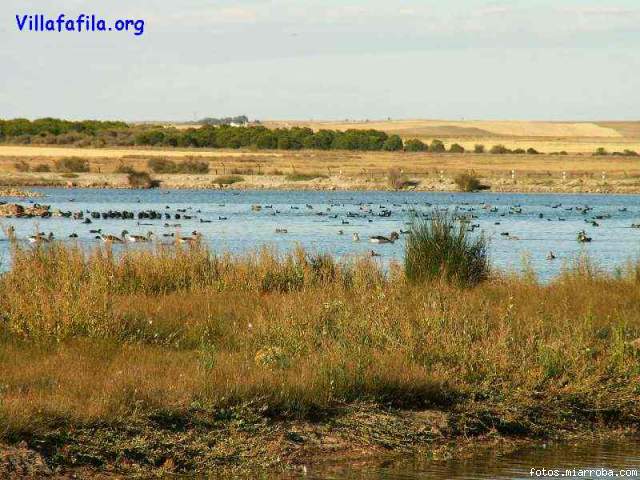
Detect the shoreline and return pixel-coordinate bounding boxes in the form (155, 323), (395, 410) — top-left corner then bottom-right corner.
(2, 173), (640, 195)
(1, 402), (637, 478)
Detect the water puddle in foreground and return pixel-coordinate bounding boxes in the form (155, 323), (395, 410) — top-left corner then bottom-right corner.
(281, 438), (640, 479)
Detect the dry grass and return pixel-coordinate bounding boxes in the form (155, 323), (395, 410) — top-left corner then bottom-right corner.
(0, 242), (639, 445)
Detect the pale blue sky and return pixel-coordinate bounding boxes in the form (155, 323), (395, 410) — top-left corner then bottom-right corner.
(1, 0), (639, 121)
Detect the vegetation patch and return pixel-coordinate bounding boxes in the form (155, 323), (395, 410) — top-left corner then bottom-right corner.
(213, 175), (244, 186)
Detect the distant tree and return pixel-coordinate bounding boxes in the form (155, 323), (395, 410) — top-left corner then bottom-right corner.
(429, 139), (446, 153)
(404, 139), (427, 152)
(593, 147), (608, 156)
(512, 148), (526, 154)
(449, 143), (465, 153)
(490, 144), (511, 154)
(526, 147), (540, 154)
(474, 144), (485, 154)
(382, 135), (403, 151)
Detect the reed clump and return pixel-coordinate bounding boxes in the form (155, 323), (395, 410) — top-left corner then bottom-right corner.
(405, 213), (489, 287)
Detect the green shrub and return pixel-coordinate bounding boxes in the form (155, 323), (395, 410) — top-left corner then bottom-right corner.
(453, 173), (483, 192)
(382, 135), (403, 151)
(526, 147), (540, 154)
(405, 213), (489, 287)
(474, 144), (485, 153)
(53, 157), (90, 173)
(449, 143), (465, 153)
(404, 139), (427, 152)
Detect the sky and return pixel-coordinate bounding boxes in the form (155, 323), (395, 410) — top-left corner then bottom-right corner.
(1, 0), (639, 121)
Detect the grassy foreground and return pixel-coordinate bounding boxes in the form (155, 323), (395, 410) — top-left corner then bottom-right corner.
(1, 242), (640, 476)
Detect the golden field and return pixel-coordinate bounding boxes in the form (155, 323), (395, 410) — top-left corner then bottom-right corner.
(2, 146), (640, 193)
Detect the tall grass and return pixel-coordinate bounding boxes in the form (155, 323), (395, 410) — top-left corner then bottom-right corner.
(405, 213), (489, 287)
(0, 242), (639, 445)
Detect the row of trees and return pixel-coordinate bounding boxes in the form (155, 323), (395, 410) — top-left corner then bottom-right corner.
(0, 118), (127, 138)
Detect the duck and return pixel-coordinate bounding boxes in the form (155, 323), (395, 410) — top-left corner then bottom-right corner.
(352, 233), (360, 242)
(126, 231), (154, 243)
(275, 228), (288, 234)
(369, 231), (400, 244)
(101, 230), (128, 244)
(369, 250), (381, 257)
(577, 230), (592, 243)
(546, 251), (556, 260)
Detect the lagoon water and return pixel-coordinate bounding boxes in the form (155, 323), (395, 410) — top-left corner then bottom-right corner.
(290, 439), (640, 479)
(2, 188), (640, 279)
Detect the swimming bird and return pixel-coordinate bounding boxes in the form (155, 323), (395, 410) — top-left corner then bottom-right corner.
(369, 250), (381, 257)
(126, 231), (154, 243)
(546, 251), (556, 260)
(577, 230), (592, 243)
(352, 233), (360, 242)
(101, 230), (128, 244)
(275, 228), (288, 234)
(177, 231), (202, 245)
(369, 232), (400, 244)
(29, 232), (53, 244)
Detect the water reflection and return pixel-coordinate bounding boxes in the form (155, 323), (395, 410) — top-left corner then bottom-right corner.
(288, 439), (640, 479)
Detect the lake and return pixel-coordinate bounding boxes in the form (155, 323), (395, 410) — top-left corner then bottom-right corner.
(287, 438), (640, 479)
(2, 188), (640, 279)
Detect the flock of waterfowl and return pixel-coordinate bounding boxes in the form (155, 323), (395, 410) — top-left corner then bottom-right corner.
(1, 194), (639, 265)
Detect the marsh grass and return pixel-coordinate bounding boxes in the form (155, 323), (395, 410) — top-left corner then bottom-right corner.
(285, 172), (328, 181)
(213, 175), (244, 186)
(405, 213), (489, 287)
(0, 242), (639, 446)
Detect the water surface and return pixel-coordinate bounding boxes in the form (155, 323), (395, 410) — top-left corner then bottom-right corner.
(2, 189), (640, 279)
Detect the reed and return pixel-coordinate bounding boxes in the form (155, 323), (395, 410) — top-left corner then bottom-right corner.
(405, 213), (489, 287)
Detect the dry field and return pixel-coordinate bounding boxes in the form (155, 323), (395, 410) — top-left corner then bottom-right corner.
(1, 147), (640, 193)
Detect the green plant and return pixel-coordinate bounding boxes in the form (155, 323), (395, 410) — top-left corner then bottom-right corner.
(285, 173), (328, 181)
(474, 144), (485, 153)
(405, 213), (489, 287)
(449, 143), (465, 153)
(404, 139), (427, 152)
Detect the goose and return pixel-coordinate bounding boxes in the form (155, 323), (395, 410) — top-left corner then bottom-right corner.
(369, 231), (400, 244)
(177, 231), (202, 245)
(29, 232), (53, 244)
(101, 230), (128, 244)
(126, 231), (154, 243)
